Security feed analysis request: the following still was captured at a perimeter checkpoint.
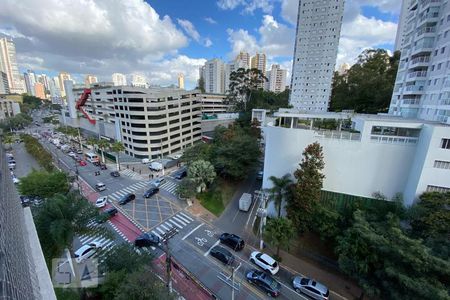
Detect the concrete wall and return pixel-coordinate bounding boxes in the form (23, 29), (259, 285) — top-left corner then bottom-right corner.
(201, 118), (235, 133)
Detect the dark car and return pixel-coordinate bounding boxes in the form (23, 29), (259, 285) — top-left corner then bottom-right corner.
(174, 169), (187, 180)
(99, 164), (107, 170)
(19, 195), (31, 207)
(118, 193), (136, 205)
(110, 171), (120, 177)
(246, 270), (281, 297)
(210, 246), (234, 265)
(134, 232), (160, 247)
(144, 187), (159, 198)
(96, 207), (118, 223)
(219, 233), (245, 251)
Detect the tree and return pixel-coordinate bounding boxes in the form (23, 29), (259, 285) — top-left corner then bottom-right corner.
(176, 178), (197, 200)
(268, 174), (293, 217)
(264, 217), (296, 258)
(18, 170), (69, 199)
(110, 141), (125, 171)
(227, 68), (267, 111)
(188, 160), (216, 192)
(97, 139), (110, 163)
(336, 210), (450, 300)
(102, 243), (153, 273)
(181, 142), (212, 166)
(197, 77), (205, 93)
(2, 134), (15, 149)
(330, 49), (400, 113)
(287, 142), (325, 233)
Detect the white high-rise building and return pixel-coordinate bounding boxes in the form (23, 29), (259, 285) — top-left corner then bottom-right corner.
(394, 0), (412, 52)
(178, 73), (185, 89)
(224, 59), (247, 93)
(58, 72), (72, 97)
(266, 64), (287, 93)
(250, 53), (266, 74)
(85, 74), (98, 85)
(131, 74), (147, 88)
(289, 0), (345, 112)
(112, 73), (127, 86)
(0, 38), (25, 94)
(389, 1), (450, 124)
(201, 59), (225, 94)
(236, 51), (250, 69)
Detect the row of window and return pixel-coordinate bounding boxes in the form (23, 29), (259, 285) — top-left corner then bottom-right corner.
(441, 138), (450, 149)
(434, 160), (450, 169)
(426, 185), (450, 193)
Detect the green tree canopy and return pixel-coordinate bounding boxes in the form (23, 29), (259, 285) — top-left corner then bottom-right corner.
(268, 174), (293, 218)
(18, 170), (69, 198)
(330, 49), (400, 113)
(176, 178), (197, 200)
(264, 217), (296, 257)
(188, 159), (216, 192)
(227, 67), (267, 111)
(181, 142), (212, 166)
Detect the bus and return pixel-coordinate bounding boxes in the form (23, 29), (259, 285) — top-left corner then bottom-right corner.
(85, 152), (99, 163)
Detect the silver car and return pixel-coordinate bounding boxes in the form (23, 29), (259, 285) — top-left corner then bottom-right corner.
(292, 276), (329, 300)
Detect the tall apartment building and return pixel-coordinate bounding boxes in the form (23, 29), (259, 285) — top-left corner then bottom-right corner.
(289, 0), (345, 112)
(131, 74), (147, 88)
(62, 84), (202, 158)
(112, 73), (127, 86)
(224, 59), (247, 93)
(395, 0), (412, 52)
(178, 73), (185, 89)
(23, 72), (33, 95)
(390, 0), (450, 124)
(250, 53), (267, 75)
(236, 51), (250, 69)
(0, 71), (9, 94)
(34, 82), (46, 99)
(0, 97), (20, 120)
(0, 38), (24, 94)
(200, 59), (225, 94)
(58, 72), (72, 97)
(266, 64), (287, 93)
(85, 74), (98, 85)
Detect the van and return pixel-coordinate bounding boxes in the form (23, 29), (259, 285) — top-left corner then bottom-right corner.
(86, 152), (99, 163)
(95, 182), (106, 191)
(141, 158), (150, 164)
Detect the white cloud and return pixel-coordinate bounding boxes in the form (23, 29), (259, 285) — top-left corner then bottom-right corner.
(204, 38), (213, 48)
(217, 0), (273, 14)
(177, 19), (201, 42)
(204, 17), (217, 24)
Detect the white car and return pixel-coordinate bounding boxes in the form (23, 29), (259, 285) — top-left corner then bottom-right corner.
(249, 251), (280, 275)
(74, 241), (102, 263)
(95, 196), (108, 208)
(68, 151), (76, 157)
(12, 177), (20, 184)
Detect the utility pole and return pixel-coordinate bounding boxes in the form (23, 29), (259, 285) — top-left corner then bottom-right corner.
(231, 266), (235, 300)
(160, 227), (178, 294)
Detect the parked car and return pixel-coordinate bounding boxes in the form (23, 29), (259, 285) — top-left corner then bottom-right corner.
(12, 177), (20, 184)
(95, 196), (108, 208)
(250, 251), (279, 275)
(143, 187), (159, 198)
(79, 160), (87, 166)
(219, 233), (245, 251)
(149, 177), (165, 187)
(246, 269), (281, 297)
(77, 149), (83, 154)
(174, 169), (187, 180)
(210, 246), (234, 265)
(20, 195), (32, 207)
(134, 232), (160, 247)
(256, 170), (264, 180)
(110, 171), (120, 177)
(96, 207), (118, 223)
(292, 276), (329, 300)
(118, 193), (136, 205)
(74, 241), (102, 263)
(8, 160), (16, 167)
(68, 152), (76, 157)
(141, 158), (150, 164)
(95, 182), (106, 192)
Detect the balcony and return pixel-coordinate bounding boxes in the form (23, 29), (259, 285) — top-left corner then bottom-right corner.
(409, 56), (430, 67)
(403, 85), (425, 94)
(407, 71), (428, 81)
(416, 26), (436, 38)
(420, 0), (441, 11)
(370, 135), (418, 145)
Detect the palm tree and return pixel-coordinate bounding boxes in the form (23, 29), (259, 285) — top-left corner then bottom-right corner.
(110, 141), (125, 171)
(264, 217), (295, 257)
(2, 134), (15, 150)
(86, 137), (98, 152)
(269, 174), (293, 218)
(97, 139), (110, 164)
(187, 159), (216, 192)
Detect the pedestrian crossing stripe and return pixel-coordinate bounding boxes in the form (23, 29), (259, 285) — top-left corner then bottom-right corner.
(172, 216), (187, 226)
(179, 212), (194, 221)
(168, 219), (183, 229)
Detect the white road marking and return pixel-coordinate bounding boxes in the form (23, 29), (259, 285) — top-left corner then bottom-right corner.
(182, 223), (204, 240)
(204, 240), (220, 257)
(168, 219), (183, 229)
(156, 227), (165, 234)
(172, 215), (187, 226)
(179, 212), (194, 222)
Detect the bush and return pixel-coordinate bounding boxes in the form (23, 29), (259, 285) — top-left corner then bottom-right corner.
(22, 134), (54, 171)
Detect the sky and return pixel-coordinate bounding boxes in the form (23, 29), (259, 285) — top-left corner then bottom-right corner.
(0, 0), (401, 89)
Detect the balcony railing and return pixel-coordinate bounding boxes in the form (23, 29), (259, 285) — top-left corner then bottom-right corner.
(370, 135), (418, 145)
(408, 71), (427, 78)
(410, 56), (430, 65)
(314, 130), (361, 141)
(417, 26), (436, 37)
(404, 85), (424, 92)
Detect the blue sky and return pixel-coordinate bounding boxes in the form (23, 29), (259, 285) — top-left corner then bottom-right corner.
(0, 0), (401, 89)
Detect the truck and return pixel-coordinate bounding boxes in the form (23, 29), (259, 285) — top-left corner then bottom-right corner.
(239, 193), (253, 212)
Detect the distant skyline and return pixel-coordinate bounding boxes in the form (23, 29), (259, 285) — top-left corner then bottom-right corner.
(0, 0), (400, 89)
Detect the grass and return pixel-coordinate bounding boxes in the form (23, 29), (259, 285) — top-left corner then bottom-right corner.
(197, 178), (237, 216)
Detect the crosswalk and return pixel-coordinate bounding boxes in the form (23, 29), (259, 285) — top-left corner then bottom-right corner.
(160, 180), (179, 194)
(149, 212), (194, 238)
(108, 181), (148, 201)
(119, 168), (146, 180)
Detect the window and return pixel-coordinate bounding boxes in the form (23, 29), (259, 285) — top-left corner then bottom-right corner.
(441, 138), (450, 149)
(427, 185), (450, 193)
(434, 160), (450, 169)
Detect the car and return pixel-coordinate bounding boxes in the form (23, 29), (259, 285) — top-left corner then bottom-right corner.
(249, 251), (279, 275)
(134, 232), (160, 247)
(79, 160), (87, 166)
(12, 177), (20, 184)
(292, 276), (329, 300)
(174, 169), (187, 180)
(246, 269), (282, 297)
(92, 161), (100, 167)
(95, 182), (106, 192)
(118, 193), (136, 205)
(209, 246), (234, 265)
(8, 161), (16, 167)
(6, 152), (13, 158)
(143, 187), (159, 198)
(149, 177), (165, 187)
(68, 152), (76, 157)
(96, 207), (118, 223)
(77, 149), (83, 154)
(99, 164), (107, 170)
(74, 241), (103, 263)
(141, 158), (150, 164)
(7, 156), (14, 161)
(256, 170), (264, 180)
(20, 195), (32, 207)
(95, 196), (108, 208)
(9, 165), (15, 171)
(110, 171), (120, 177)
(219, 233), (245, 251)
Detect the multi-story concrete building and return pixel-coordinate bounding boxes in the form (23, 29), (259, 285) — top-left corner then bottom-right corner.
(85, 74), (98, 85)
(34, 82), (46, 99)
(250, 53), (266, 74)
(0, 97), (20, 120)
(0, 38), (24, 94)
(254, 108), (450, 206)
(236, 51), (250, 69)
(199, 93), (229, 115)
(131, 74), (147, 88)
(178, 73), (185, 89)
(0, 71), (9, 94)
(58, 72), (72, 97)
(395, 0), (412, 52)
(289, 0), (345, 112)
(62, 83), (202, 158)
(112, 73), (127, 86)
(265, 64), (287, 93)
(389, 0), (450, 125)
(200, 59), (225, 94)
(224, 59), (247, 93)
